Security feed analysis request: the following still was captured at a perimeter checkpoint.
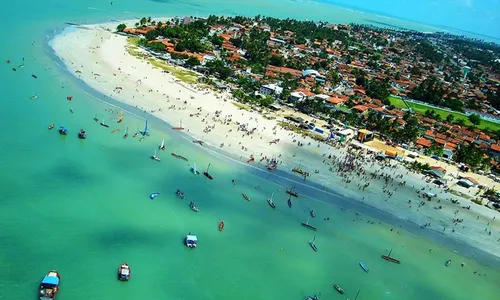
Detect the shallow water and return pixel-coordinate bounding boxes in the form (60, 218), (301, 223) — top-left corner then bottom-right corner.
(0, 1), (499, 299)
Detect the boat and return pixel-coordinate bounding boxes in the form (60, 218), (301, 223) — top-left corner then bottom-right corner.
(39, 270), (60, 300)
(191, 162), (200, 175)
(242, 193), (250, 201)
(203, 163), (214, 180)
(267, 160), (277, 170)
(218, 221), (224, 231)
(334, 283), (345, 294)
(69, 108), (74, 114)
(445, 259), (452, 267)
(117, 111), (123, 123)
(117, 263), (131, 281)
(111, 129), (119, 133)
(58, 126), (67, 135)
(189, 201), (199, 212)
(347, 290), (361, 300)
(267, 192), (276, 208)
(78, 129), (86, 139)
(185, 234), (198, 248)
(310, 210), (315, 218)
(286, 186), (298, 197)
(48, 123), (54, 130)
(381, 249), (401, 264)
(150, 192), (159, 200)
(140, 120), (149, 136)
(66, 96), (73, 100)
(292, 167), (310, 177)
(247, 155), (254, 163)
(309, 236), (318, 252)
(151, 149), (160, 162)
(93, 113), (98, 122)
(172, 119), (184, 130)
(193, 140), (204, 145)
(359, 262), (369, 272)
(176, 189), (185, 199)
(159, 139), (165, 150)
(306, 295), (320, 300)
(123, 126), (129, 139)
(100, 118), (109, 128)
(287, 197), (292, 208)
(171, 153), (188, 161)
(301, 217), (317, 231)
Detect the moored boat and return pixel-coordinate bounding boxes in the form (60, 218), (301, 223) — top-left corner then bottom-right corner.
(176, 189), (185, 199)
(172, 119), (184, 130)
(286, 186), (298, 197)
(218, 221), (224, 231)
(39, 270), (60, 300)
(78, 129), (86, 139)
(359, 262), (369, 272)
(306, 295), (320, 300)
(310, 210), (315, 218)
(185, 234), (198, 248)
(301, 217), (317, 231)
(191, 162), (200, 175)
(334, 283), (345, 294)
(159, 139), (165, 150)
(203, 163), (214, 180)
(149, 192), (159, 200)
(242, 193), (250, 201)
(171, 152), (188, 161)
(58, 126), (67, 135)
(100, 118), (109, 128)
(309, 236), (318, 252)
(151, 149), (160, 162)
(267, 199), (276, 208)
(189, 201), (199, 212)
(287, 198), (292, 208)
(123, 126), (129, 139)
(117, 263), (131, 281)
(445, 259), (451, 267)
(48, 123), (54, 130)
(381, 249), (401, 264)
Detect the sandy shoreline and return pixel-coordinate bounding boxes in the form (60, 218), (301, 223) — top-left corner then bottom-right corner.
(49, 21), (500, 264)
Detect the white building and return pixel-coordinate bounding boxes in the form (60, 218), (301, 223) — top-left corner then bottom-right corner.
(260, 83), (283, 96)
(289, 91), (307, 103)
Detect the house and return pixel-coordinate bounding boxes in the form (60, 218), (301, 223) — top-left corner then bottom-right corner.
(259, 83), (283, 97)
(442, 148), (454, 160)
(288, 91), (308, 103)
(489, 144), (500, 157)
(315, 94), (330, 102)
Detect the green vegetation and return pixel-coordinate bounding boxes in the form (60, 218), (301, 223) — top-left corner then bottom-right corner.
(277, 121), (325, 141)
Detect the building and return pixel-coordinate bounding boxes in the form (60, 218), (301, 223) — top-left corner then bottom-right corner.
(288, 91), (308, 103)
(259, 83), (283, 96)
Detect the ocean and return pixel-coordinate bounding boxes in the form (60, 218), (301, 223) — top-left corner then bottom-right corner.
(0, 0), (499, 299)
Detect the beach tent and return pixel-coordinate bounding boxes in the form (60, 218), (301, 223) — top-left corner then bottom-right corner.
(425, 169), (445, 179)
(457, 179), (475, 188)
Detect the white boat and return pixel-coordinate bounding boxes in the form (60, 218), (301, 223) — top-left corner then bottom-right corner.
(185, 234), (198, 248)
(151, 149), (160, 162)
(191, 162), (200, 175)
(159, 139), (165, 150)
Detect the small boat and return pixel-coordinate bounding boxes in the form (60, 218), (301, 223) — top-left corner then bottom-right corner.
(176, 189), (185, 199)
(123, 127), (128, 139)
(117, 111), (123, 123)
(306, 295), (320, 300)
(150, 192), (159, 200)
(171, 153), (188, 161)
(286, 186), (298, 197)
(267, 199), (276, 208)
(78, 129), (86, 139)
(151, 149), (160, 162)
(58, 126), (67, 135)
(159, 139), (165, 150)
(301, 217), (317, 231)
(267, 161), (277, 170)
(218, 221), (224, 231)
(39, 270), (60, 300)
(381, 249), (401, 264)
(69, 108), (74, 114)
(32, 74), (38, 79)
(193, 140), (204, 145)
(310, 210), (315, 218)
(334, 283), (345, 294)
(140, 120), (149, 136)
(93, 113), (98, 122)
(247, 156), (254, 163)
(242, 193), (250, 201)
(287, 197), (292, 208)
(445, 259), (451, 267)
(309, 236), (318, 252)
(66, 96), (73, 101)
(111, 129), (120, 133)
(292, 167), (310, 177)
(117, 263), (130, 281)
(172, 119), (184, 130)
(189, 201), (199, 212)
(100, 118), (109, 128)
(347, 290), (361, 300)
(48, 123), (54, 130)
(191, 162), (200, 175)
(203, 163), (214, 180)
(359, 262), (369, 272)
(185, 234), (198, 248)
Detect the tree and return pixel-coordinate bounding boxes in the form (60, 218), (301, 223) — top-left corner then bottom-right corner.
(116, 23), (126, 32)
(446, 114), (454, 123)
(269, 55), (284, 67)
(185, 56), (201, 67)
(140, 17), (148, 26)
(210, 35), (224, 47)
(468, 114), (481, 126)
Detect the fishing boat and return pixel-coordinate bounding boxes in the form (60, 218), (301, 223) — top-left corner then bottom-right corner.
(218, 221), (224, 231)
(203, 163), (214, 180)
(267, 192), (276, 208)
(159, 139), (165, 150)
(185, 234), (198, 248)
(172, 119), (184, 130)
(242, 193), (251, 201)
(267, 162), (277, 170)
(347, 290), (361, 300)
(171, 153), (189, 161)
(100, 118), (109, 128)
(123, 127), (129, 139)
(292, 167), (310, 177)
(287, 197), (292, 208)
(111, 129), (119, 133)
(310, 210), (315, 218)
(189, 201), (199, 212)
(191, 162), (200, 175)
(359, 262), (369, 272)
(78, 129), (86, 139)
(301, 217), (317, 231)
(381, 249), (401, 264)
(58, 126), (67, 135)
(334, 284), (345, 294)
(309, 236), (318, 252)
(445, 259), (452, 267)
(66, 96), (72, 101)
(306, 295), (320, 300)
(286, 186), (298, 197)
(149, 192), (159, 200)
(93, 112), (98, 122)
(176, 189), (185, 199)
(140, 120), (149, 136)
(48, 123), (54, 130)
(39, 270), (60, 300)
(133, 126), (139, 137)
(247, 155), (254, 163)
(117, 263), (131, 281)
(193, 140), (204, 145)
(117, 111), (123, 123)
(151, 149), (160, 162)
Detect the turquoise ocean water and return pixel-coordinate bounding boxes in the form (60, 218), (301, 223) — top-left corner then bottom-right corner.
(0, 1), (499, 299)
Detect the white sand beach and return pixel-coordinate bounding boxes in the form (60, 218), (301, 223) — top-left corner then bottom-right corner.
(50, 21), (500, 258)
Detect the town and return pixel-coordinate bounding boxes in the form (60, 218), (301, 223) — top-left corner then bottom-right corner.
(116, 15), (500, 172)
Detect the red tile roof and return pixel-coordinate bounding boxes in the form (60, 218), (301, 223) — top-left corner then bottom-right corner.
(416, 137), (432, 148)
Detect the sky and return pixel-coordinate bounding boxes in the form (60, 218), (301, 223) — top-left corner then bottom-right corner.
(323, 0), (500, 40)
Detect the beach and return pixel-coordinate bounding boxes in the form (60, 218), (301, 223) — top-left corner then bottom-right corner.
(50, 21), (500, 262)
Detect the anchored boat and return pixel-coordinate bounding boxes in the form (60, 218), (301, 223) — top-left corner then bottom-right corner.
(151, 149), (160, 162)
(39, 270), (60, 300)
(286, 186), (298, 197)
(267, 192), (276, 208)
(185, 234), (198, 248)
(172, 119), (184, 130)
(58, 126), (67, 135)
(150, 192), (159, 200)
(117, 263), (131, 281)
(242, 193), (251, 201)
(78, 129), (86, 139)
(309, 235), (318, 252)
(189, 201), (199, 212)
(334, 283), (345, 294)
(301, 217), (317, 231)
(381, 249), (401, 264)
(159, 139), (165, 150)
(359, 262), (369, 272)
(203, 163), (214, 180)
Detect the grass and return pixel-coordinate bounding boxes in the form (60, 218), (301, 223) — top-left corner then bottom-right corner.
(277, 121), (325, 141)
(388, 96), (500, 131)
(232, 102), (251, 110)
(125, 37), (198, 84)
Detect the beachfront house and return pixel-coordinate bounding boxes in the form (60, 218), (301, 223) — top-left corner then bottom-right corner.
(288, 91), (308, 103)
(259, 83), (283, 97)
